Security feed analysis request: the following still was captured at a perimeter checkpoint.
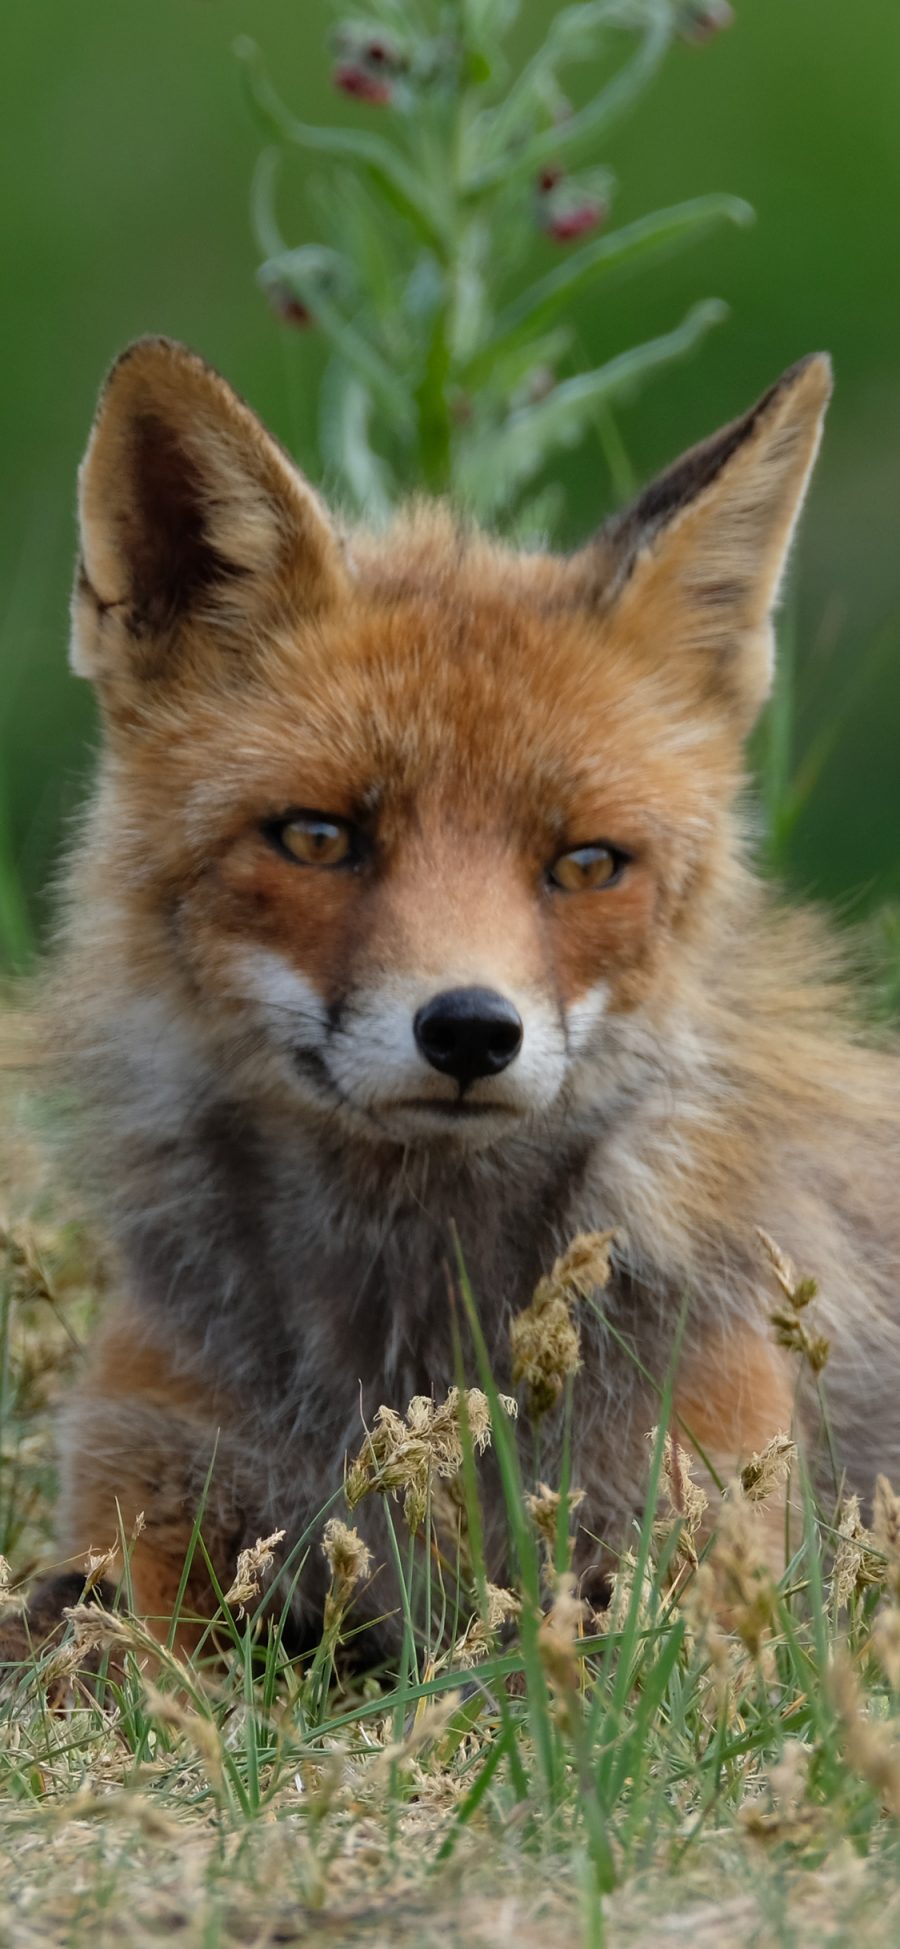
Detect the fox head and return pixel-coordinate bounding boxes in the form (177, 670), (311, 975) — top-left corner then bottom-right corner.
(69, 338), (830, 1151)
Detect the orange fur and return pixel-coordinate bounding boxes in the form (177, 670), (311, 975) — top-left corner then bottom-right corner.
(675, 1328), (797, 1466)
(673, 1329), (799, 1574)
(55, 1307), (238, 1651)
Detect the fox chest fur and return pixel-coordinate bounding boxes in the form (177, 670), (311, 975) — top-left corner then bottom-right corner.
(40, 336), (900, 1650)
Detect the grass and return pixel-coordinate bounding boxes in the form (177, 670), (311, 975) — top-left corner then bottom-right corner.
(3, 1086), (900, 1946)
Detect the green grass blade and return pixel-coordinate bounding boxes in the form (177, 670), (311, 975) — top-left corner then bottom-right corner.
(452, 1228), (559, 1803)
(434, 1716), (516, 1863)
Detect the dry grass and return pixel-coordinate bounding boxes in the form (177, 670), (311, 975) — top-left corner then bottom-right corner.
(3, 1073), (900, 1947)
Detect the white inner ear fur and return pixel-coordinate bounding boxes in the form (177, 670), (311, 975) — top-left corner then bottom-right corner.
(71, 339), (347, 685)
(190, 430), (284, 576)
(190, 422), (338, 580)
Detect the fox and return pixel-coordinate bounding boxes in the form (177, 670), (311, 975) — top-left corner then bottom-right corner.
(7, 335), (900, 1660)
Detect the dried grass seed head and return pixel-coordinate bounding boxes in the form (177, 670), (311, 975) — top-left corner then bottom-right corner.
(756, 1228), (818, 1309)
(540, 1230), (617, 1304)
(710, 1483), (777, 1659)
(322, 1519), (372, 1597)
(740, 1432), (796, 1503)
(652, 1428), (709, 1534)
(510, 1298), (580, 1415)
(538, 1573), (586, 1703)
(831, 1492), (885, 1608)
(223, 1529), (285, 1617)
(510, 1230), (615, 1418)
(345, 1386), (509, 1533)
(452, 1582), (521, 1668)
(0, 1220), (56, 1306)
(829, 1650), (900, 1820)
(756, 1228), (829, 1373)
(526, 1480), (586, 1562)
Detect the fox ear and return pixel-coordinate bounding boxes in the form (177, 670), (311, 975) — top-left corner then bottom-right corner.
(582, 354), (832, 730)
(71, 337), (346, 685)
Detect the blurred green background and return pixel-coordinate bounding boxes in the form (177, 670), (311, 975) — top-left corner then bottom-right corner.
(3, 0), (899, 958)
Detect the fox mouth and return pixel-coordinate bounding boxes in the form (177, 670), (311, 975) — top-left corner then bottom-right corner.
(393, 1097), (520, 1120)
(292, 1051), (521, 1127)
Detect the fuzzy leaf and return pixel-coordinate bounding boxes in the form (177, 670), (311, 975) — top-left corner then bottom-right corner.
(479, 327), (575, 408)
(318, 361), (396, 522)
(462, 0), (521, 45)
(470, 0), (660, 171)
(235, 37), (448, 250)
(468, 195), (754, 382)
(466, 7), (673, 194)
(258, 248), (414, 432)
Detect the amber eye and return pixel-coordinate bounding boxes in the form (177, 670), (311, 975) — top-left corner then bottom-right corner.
(267, 813), (356, 869)
(549, 844), (628, 892)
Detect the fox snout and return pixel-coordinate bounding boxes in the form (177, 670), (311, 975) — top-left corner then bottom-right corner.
(323, 968), (565, 1139)
(413, 987), (524, 1087)
(223, 943), (574, 1144)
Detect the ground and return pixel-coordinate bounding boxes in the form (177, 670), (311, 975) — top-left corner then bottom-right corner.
(2, 1062), (900, 1948)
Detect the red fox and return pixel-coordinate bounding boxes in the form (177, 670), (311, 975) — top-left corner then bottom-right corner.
(12, 337), (900, 1653)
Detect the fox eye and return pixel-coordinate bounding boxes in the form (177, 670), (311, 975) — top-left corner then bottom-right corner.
(549, 844), (629, 892)
(267, 813), (355, 869)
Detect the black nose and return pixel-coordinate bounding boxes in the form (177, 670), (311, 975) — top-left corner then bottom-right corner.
(413, 987), (523, 1087)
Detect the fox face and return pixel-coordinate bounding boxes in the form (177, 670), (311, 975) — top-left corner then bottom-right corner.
(70, 340), (830, 1152)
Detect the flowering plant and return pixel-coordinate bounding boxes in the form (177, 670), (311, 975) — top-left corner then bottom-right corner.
(238, 0), (747, 527)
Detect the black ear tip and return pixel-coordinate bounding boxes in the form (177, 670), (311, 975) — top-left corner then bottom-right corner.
(95, 337), (214, 419)
(774, 351), (833, 407)
(101, 333), (182, 387)
(111, 332), (186, 365)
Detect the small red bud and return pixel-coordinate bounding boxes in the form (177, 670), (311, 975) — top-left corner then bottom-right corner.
(545, 200), (606, 244)
(538, 166), (564, 195)
(333, 62), (393, 105)
(679, 0), (734, 43)
(268, 288), (314, 329)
